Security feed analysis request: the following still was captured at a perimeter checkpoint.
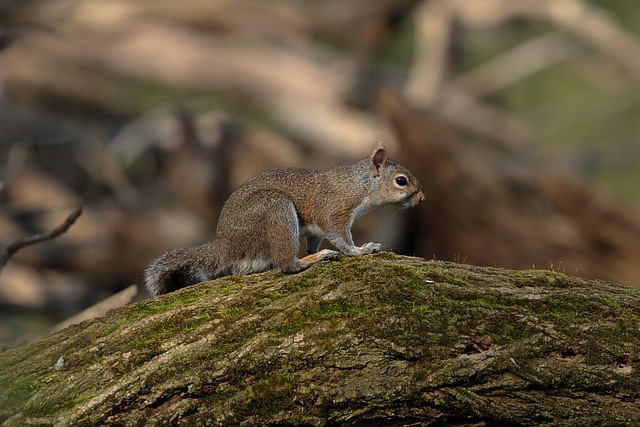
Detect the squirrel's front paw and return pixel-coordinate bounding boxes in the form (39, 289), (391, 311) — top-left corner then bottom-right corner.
(359, 242), (383, 254)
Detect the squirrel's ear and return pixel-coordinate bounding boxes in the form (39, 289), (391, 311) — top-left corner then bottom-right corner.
(371, 141), (387, 177)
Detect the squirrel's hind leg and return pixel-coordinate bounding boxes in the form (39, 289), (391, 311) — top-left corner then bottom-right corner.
(264, 195), (338, 273)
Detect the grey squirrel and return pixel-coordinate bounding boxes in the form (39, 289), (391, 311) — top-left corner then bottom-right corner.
(145, 142), (424, 296)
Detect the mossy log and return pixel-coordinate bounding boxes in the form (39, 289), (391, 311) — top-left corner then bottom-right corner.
(1, 253), (639, 426)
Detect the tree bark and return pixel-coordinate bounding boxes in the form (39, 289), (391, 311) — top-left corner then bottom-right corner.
(1, 253), (639, 426)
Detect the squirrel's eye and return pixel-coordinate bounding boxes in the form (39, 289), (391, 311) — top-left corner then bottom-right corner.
(395, 175), (408, 186)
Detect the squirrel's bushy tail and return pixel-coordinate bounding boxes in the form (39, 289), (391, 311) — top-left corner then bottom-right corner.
(144, 246), (212, 296)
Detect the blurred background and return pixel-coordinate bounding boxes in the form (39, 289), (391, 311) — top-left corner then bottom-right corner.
(2, 0), (640, 349)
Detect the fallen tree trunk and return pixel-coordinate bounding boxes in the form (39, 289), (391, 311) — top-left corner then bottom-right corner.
(1, 253), (639, 426)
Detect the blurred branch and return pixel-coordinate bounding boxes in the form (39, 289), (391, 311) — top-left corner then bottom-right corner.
(76, 134), (140, 210)
(453, 0), (640, 80)
(406, 1), (564, 148)
(434, 87), (535, 149)
(425, 32), (576, 149)
(403, 0), (640, 150)
(0, 205), (82, 272)
(550, 0), (640, 80)
(445, 32), (578, 99)
(0, 145), (28, 192)
(404, 0), (454, 107)
(45, 284), (138, 337)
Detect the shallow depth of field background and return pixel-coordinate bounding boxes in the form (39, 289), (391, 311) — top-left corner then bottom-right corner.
(2, 0), (640, 348)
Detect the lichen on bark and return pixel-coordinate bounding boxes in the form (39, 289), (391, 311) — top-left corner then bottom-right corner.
(1, 253), (639, 426)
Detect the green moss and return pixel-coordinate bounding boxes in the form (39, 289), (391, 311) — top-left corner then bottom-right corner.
(265, 290), (286, 299)
(207, 383), (241, 404)
(219, 279), (246, 292)
(268, 319), (307, 338)
(219, 307), (243, 319)
(235, 369), (298, 420)
(303, 300), (370, 321)
(425, 270), (470, 287)
(1, 378), (38, 410)
(286, 277), (326, 293)
(127, 295), (202, 322)
(39, 373), (60, 385)
(381, 261), (427, 278)
(525, 297), (600, 324)
(508, 269), (557, 287)
(100, 323), (122, 337)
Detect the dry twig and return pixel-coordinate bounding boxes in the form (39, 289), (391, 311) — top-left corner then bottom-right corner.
(0, 205), (83, 272)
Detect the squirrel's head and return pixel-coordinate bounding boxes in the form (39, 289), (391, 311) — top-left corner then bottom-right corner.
(369, 141), (425, 208)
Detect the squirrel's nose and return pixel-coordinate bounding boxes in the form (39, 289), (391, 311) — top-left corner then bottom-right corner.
(417, 190), (425, 203)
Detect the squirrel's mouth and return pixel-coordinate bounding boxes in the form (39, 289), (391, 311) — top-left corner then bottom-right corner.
(402, 189), (426, 208)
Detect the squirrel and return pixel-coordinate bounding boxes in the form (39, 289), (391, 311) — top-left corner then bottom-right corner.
(144, 141), (424, 296)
